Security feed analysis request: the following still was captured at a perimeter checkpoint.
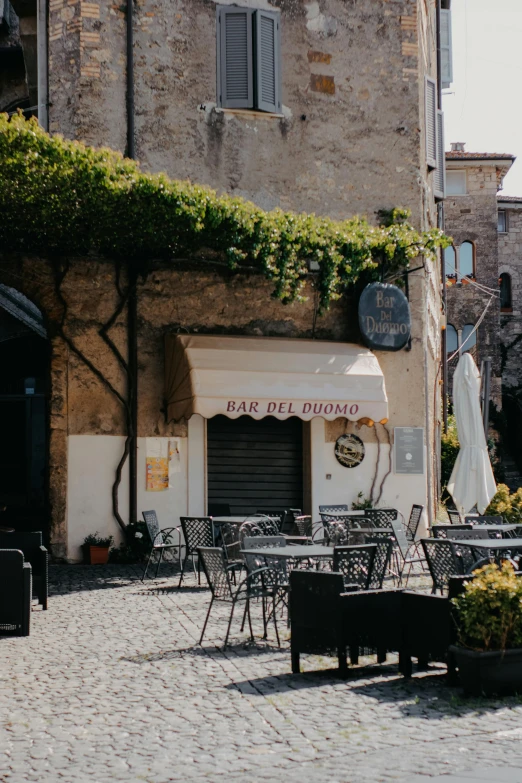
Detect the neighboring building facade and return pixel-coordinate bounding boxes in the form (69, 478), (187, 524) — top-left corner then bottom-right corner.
(444, 146), (514, 406)
(1, 0), (448, 560)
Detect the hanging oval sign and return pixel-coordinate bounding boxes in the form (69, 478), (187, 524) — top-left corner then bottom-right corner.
(358, 282), (411, 351)
(334, 434), (365, 468)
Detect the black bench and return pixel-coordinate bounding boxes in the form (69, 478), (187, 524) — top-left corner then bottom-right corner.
(290, 570), (451, 678)
(0, 532), (48, 610)
(0, 549), (32, 636)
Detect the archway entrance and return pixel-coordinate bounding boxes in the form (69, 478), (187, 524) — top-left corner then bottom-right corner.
(0, 286), (49, 536)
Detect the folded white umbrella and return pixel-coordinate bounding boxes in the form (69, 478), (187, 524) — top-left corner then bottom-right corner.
(447, 353), (496, 515)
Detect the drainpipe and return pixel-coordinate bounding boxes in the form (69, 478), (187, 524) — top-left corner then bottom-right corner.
(126, 0), (135, 159)
(37, 0), (48, 130)
(126, 0), (137, 524)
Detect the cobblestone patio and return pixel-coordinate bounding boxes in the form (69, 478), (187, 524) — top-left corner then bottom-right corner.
(2, 565), (522, 783)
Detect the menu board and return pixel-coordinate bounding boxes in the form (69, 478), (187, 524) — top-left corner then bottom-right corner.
(394, 427), (424, 474)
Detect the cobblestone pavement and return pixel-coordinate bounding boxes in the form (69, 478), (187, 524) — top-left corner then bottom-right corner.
(2, 565), (522, 783)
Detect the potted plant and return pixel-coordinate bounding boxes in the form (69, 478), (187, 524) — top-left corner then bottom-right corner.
(450, 562), (522, 696)
(82, 532), (114, 565)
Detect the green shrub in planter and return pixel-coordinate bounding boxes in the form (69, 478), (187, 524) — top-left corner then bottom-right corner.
(451, 563), (522, 695)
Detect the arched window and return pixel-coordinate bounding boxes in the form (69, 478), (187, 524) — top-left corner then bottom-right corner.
(446, 324), (458, 355)
(462, 324), (477, 352)
(500, 273), (512, 311)
(444, 245), (457, 278)
(459, 241), (475, 278)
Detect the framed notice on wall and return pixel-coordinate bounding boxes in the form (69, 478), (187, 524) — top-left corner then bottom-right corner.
(394, 427), (424, 475)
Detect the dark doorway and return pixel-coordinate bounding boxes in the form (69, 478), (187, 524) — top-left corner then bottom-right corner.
(0, 290), (49, 535)
(207, 415), (303, 516)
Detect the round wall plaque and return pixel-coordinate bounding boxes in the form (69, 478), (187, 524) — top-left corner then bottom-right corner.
(334, 434), (365, 468)
(358, 282), (411, 351)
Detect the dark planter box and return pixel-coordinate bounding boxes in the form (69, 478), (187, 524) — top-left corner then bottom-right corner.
(450, 644), (522, 696)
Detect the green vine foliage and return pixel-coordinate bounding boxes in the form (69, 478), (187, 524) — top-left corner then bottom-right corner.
(0, 114), (450, 311)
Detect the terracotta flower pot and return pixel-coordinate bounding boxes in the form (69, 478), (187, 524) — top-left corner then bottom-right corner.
(84, 545), (110, 565)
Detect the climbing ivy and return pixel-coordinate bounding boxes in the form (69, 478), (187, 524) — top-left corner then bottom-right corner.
(0, 113), (450, 311)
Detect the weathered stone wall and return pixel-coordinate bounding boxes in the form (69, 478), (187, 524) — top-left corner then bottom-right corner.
(499, 204), (522, 392)
(444, 162), (504, 405)
(48, 0), (439, 226)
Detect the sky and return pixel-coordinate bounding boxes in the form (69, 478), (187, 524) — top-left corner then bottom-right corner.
(442, 0), (522, 196)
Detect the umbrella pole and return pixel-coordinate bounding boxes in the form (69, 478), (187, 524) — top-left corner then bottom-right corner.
(481, 358), (491, 437)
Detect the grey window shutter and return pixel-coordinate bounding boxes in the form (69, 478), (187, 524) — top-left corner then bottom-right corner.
(440, 9), (453, 89)
(254, 10), (281, 114)
(217, 7), (254, 109)
(425, 76), (437, 170)
(434, 110), (446, 200)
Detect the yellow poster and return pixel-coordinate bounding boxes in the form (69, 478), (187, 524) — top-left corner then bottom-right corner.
(146, 438), (169, 491)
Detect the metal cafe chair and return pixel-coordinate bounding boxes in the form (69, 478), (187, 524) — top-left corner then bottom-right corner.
(198, 546), (282, 647)
(447, 507), (463, 525)
(332, 544), (377, 591)
(432, 523), (472, 539)
(141, 510), (183, 582)
(445, 528), (490, 541)
(364, 536), (394, 589)
(364, 508), (398, 529)
(319, 514), (351, 545)
(318, 504), (348, 515)
(390, 517), (426, 585)
(465, 515), (505, 526)
(178, 517), (214, 588)
(421, 538), (463, 595)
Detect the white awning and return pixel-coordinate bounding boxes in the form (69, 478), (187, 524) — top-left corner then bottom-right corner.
(165, 334), (388, 423)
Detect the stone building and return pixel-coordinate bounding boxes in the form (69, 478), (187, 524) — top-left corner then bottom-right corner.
(1, 0), (449, 560)
(443, 145), (515, 406)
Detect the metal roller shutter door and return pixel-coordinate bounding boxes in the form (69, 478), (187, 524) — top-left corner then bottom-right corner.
(207, 415), (303, 516)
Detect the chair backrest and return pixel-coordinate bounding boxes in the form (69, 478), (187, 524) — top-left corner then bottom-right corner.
(319, 504), (348, 514)
(421, 538), (462, 592)
(447, 508), (462, 525)
(465, 515), (504, 526)
(332, 544), (377, 590)
(239, 519), (264, 545)
(252, 515), (281, 536)
(197, 547), (233, 601)
(220, 523), (241, 563)
(242, 535), (286, 550)
(208, 503), (231, 517)
(142, 510), (161, 545)
(294, 515), (312, 537)
(432, 523), (472, 539)
(319, 514), (350, 545)
(256, 511), (284, 531)
(390, 517), (411, 557)
(445, 527), (490, 541)
(364, 536), (393, 589)
(180, 517), (214, 552)
(365, 508), (398, 528)
(405, 504), (424, 542)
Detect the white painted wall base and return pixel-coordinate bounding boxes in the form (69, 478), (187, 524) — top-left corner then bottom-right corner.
(67, 435), (188, 562)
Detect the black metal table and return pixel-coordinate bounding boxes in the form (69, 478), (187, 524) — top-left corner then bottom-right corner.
(452, 538), (522, 565)
(432, 523), (518, 539)
(241, 544), (334, 570)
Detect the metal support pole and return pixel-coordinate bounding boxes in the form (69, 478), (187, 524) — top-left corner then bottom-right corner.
(482, 358), (491, 437)
(128, 269), (138, 525)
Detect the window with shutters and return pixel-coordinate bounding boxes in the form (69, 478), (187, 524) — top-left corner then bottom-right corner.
(425, 77), (437, 170)
(217, 6), (282, 114)
(440, 8), (453, 89)
(434, 110), (446, 200)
